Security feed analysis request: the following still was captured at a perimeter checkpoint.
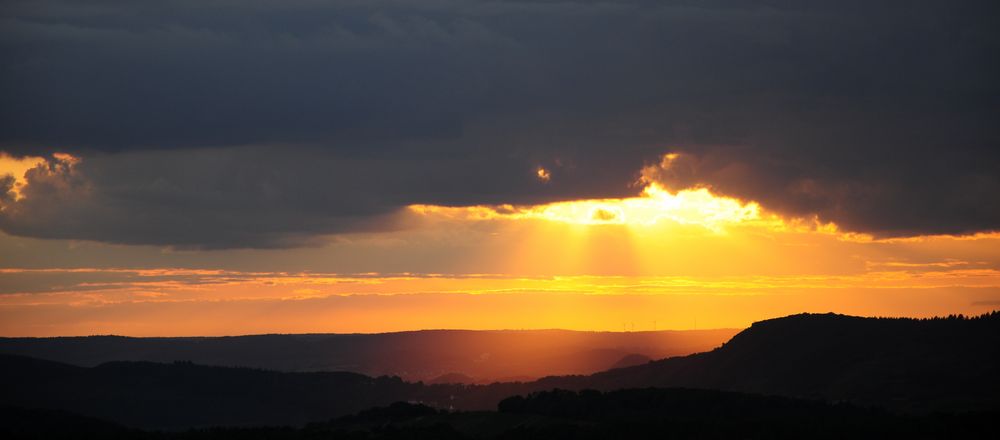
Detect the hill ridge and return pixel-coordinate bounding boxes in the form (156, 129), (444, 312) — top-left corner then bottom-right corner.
(1, 311), (997, 428)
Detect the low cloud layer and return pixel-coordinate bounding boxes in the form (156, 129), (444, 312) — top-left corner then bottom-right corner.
(1, 1), (998, 248)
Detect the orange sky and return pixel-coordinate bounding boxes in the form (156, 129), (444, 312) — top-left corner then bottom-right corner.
(1, 154), (999, 336)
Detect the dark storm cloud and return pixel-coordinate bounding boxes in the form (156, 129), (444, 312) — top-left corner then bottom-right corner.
(1, 0), (998, 247)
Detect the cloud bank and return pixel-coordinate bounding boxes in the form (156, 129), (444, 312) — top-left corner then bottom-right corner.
(1, 0), (998, 247)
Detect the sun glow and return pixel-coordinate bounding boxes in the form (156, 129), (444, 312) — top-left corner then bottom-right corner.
(524, 184), (762, 229)
(410, 182), (771, 232)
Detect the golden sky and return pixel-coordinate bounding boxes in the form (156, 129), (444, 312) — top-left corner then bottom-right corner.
(3, 2), (999, 340)
(2, 153), (998, 336)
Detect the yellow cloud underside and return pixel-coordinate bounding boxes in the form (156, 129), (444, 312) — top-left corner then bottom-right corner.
(0, 153), (46, 200)
(411, 183), (791, 233)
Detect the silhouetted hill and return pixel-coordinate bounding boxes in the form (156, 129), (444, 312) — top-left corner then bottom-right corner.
(0, 328), (736, 382)
(428, 372), (478, 384)
(536, 312), (1000, 412)
(609, 353), (652, 370)
(0, 406), (138, 440)
(0, 354), (469, 428)
(2, 312), (997, 429)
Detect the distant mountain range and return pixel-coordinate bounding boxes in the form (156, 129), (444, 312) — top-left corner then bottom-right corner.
(1, 312), (997, 430)
(0, 328), (737, 383)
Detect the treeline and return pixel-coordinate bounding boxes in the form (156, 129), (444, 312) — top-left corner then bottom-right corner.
(4, 388), (996, 440)
(847, 310), (1000, 322)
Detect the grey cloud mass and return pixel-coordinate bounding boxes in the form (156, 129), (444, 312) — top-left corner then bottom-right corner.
(1, 0), (998, 247)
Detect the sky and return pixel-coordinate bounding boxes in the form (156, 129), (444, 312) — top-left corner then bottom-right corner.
(1, 1), (999, 336)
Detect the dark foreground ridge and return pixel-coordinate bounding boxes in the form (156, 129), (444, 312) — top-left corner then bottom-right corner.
(2, 389), (994, 439)
(0, 312), (997, 430)
(537, 311), (1000, 412)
